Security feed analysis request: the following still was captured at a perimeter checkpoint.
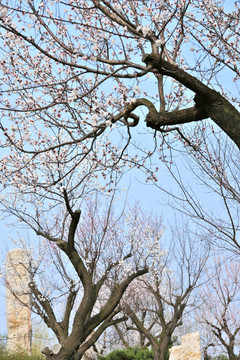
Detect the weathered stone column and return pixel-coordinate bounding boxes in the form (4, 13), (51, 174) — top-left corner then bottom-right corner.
(5, 249), (32, 353)
(169, 332), (201, 360)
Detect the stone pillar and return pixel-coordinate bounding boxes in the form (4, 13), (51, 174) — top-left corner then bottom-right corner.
(5, 249), (32, 353)
(169, 332), (201, 360)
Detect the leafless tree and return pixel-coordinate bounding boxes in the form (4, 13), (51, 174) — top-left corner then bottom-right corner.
(109, 228), (209, 360)
(196, 256), (240, 360)
(3, 195), (155, 360)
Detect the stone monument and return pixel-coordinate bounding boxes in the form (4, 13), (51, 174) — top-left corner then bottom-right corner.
(169, 332), (201, 360)
(5, 249), (32, 353)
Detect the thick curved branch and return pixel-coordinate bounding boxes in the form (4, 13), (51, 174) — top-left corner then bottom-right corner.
(143, 54), (240, 149)
(115, 97), (207, 130)
(145, 105), (208, 129)
(143, 54), (220, 100)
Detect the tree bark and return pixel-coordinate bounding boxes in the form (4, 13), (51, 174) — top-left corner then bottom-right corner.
(152, 333), (171, 360)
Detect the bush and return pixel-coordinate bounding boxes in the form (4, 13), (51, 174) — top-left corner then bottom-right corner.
(0, 347), (44, 360)
(98, 347), (154, 360)
(206, 355), (229, 360)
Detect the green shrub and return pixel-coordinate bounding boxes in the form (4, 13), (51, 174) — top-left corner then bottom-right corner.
(206, 355), (229, 360)
(98, 347), (154, 360)
(0, 347), (44, 360)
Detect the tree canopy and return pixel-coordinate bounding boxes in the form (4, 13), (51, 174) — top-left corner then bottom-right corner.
(0, 1), (239, 211)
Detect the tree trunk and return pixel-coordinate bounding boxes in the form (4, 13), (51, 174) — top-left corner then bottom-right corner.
(159, 335), (172, 360)
(152, 335), (171, 360)
(227, 347), (239, 360)
(42, 351), (83, 360)
(42, 341), (81, 360)
(152, 344), (162, 360)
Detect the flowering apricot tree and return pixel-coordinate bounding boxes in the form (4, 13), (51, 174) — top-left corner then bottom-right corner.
(0, 1), (239, 225)
(0, 1), (239, 194)
(197, 256), (240, 360)
(115, 229), (208, 360)
(2, 197), (168, 360)
(0, 1), (239, 359)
